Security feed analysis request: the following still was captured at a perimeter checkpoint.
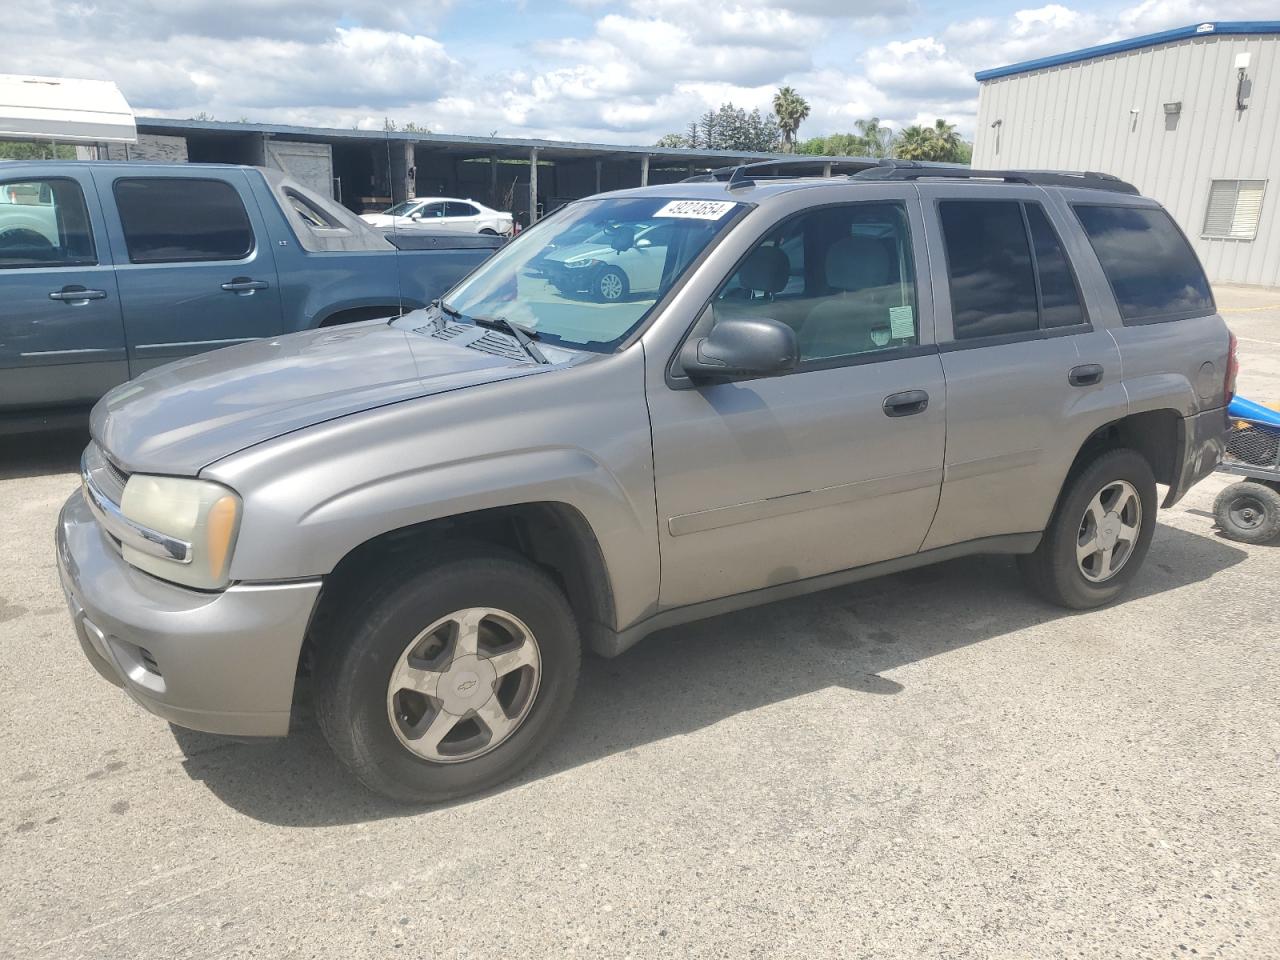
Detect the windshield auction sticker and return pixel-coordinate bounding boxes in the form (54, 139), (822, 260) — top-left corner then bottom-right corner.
(653, 200), (737, 220)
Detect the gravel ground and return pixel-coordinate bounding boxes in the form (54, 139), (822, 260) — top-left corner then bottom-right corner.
(1, 286), (1277, 959)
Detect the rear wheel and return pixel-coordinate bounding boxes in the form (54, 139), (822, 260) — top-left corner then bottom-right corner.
(1018, 449), (1157, 608)
(314, 550), (581, 803)
(1213, 481), (1280, 543)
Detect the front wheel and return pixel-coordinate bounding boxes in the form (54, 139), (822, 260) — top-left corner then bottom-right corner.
(1018, 448), (1157, 609)
(314, 551), (581, 803)
(594, 267), (628, 302)
(1213, 480), (1280, 543)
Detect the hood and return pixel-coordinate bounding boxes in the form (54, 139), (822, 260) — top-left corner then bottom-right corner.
(545, 242), (617, 266)
(361, 214), (399, 227)
(92, 319), (545, 476)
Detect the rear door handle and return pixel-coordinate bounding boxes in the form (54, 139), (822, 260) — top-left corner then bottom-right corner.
(48, 286), (107, 303)
(1069, 363), (1104, 387)
(221, 278), (270, 294)
(883, 389), (930, 417)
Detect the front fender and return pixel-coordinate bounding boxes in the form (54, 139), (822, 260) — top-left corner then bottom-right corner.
(204, 351), (659, 628)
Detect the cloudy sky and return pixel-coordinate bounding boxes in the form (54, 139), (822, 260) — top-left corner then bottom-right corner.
(10, 0), (1277, 144)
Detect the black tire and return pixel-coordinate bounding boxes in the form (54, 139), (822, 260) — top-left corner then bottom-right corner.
(314, 549), (581, 803)
(1018, 448), (1158, 609)
(1213, 481), (1280, 544)
(479, 228), (499, 236)
(593, 266), (628, 302)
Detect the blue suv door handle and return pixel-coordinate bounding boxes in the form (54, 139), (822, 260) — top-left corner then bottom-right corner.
(221, 278), (270, 294)
(49, 286), (107, 304)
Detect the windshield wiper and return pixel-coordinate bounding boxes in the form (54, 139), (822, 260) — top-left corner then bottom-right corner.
(472, 315), (550, 365)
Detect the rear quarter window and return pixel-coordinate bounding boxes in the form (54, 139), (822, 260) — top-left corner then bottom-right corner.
(1073, 204), (1213, 323)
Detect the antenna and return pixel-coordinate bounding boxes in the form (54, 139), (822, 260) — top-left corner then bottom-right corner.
(386, 130), (405, 318)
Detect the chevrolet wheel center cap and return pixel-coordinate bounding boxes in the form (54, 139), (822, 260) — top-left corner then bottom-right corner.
(436, 655), (496, 716)
(1099, 513), (1123, 549)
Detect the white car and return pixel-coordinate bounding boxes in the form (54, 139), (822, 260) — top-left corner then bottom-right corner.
(361, 197), (513, 236)
(538, 221), (675, 302)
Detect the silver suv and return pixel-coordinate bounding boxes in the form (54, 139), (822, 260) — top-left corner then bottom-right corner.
(57, 161), (1234, 802)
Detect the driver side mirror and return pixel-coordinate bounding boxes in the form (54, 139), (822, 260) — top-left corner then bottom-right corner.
(680, 316), (798, 383)
(410, 212), (423, 221)
(635, 237), (653, 249)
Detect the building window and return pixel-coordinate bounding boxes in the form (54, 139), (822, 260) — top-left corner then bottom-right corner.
(1202, 180), (1266, 240)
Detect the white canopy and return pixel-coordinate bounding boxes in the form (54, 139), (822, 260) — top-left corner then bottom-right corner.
(0, 74), (136, 144)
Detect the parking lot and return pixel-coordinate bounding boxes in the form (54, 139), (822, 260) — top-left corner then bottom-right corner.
(2, 287), (1278, 960)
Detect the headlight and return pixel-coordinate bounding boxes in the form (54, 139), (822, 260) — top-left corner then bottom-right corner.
(563, 258), (599, 269)
(119, 475), (241, 589)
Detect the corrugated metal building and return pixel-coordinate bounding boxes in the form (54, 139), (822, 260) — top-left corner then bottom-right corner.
(973, 21), (1280, 287)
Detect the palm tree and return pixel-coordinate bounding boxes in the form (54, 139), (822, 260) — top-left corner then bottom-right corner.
(854, 117), (892, 158)
(892, 124), (936, 160)
(772, 86), (811, 153)
(930, 119), (963, 161)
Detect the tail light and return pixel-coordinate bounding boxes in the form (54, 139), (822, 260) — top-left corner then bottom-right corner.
(1225, 331), (1239, 403)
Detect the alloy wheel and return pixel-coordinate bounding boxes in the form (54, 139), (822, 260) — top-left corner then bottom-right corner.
(597, 271), (624, 301)
(1075, 479), (1142, 583)
(386, 607), (542, 763)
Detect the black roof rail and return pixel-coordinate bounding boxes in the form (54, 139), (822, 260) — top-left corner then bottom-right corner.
(682, 156), (882, 189)
(852, 159), (1139, 194)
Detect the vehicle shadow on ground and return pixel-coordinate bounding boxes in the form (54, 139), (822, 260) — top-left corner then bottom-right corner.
(169, 521), (1247, 826)
(0, 429), (88, 481)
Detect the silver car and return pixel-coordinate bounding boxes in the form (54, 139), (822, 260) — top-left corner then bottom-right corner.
(57, 162), (1233, 802)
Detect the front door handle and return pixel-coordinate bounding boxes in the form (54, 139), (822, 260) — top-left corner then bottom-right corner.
(1069, 363), (1104, 387)
(883, 389), (930, 417)
(221, 278), (270, 294)
(48, 285), (107, 304)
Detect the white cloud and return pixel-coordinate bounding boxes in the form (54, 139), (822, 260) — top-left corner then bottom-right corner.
(3, 0), (1278, 146)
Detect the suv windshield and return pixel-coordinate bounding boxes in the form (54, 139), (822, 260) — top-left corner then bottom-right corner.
(441, 196), (744, 352)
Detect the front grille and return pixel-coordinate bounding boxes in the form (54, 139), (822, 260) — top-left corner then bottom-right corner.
(103, 456), (130, 491)
(1224, 422), (1280, 469)
(82, 442), (128, 505)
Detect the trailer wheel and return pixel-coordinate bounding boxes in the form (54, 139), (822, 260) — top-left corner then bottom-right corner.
(1213, 481), (1280, 544)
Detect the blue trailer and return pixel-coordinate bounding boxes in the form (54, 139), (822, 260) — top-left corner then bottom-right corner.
(1215, 395), (1280, 542)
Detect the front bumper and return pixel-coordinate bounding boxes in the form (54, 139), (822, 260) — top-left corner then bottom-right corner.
(56, 489), (322, 737)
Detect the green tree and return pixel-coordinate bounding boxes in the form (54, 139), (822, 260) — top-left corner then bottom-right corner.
(655, 132), (689, 148)
(931, 119), (962, 159)
(0, 140), (76, 160)
(854, 117), (893, 158)
(891, 124), (936, 160)
(772, 86), (810, 153)
(890, 119), (971, 163)
(699, 103), (780, 152)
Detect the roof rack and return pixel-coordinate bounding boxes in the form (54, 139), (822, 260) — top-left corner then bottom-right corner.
(852, 159), (1139, 194)
(682, 156), (882, 189)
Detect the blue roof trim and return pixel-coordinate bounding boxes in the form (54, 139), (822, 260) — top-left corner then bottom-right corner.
(975, 21), (1280, 81)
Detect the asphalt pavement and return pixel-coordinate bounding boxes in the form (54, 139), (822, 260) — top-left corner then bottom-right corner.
(1, 286), (1277, 959)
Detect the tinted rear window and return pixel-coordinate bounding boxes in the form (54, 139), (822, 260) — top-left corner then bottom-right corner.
(940, 200), (1039, 338)
(114, 178), (253, 264)
(1073, 205), (1213, 323)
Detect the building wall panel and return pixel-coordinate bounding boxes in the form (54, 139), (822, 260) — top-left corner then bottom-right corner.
(975, 33), (1280, 286)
